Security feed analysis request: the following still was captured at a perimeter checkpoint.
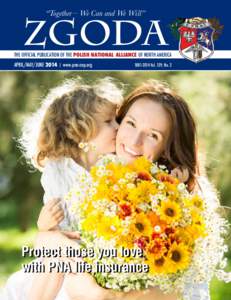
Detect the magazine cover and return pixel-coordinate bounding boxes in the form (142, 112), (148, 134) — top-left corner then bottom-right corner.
(0, 1), (231, 299)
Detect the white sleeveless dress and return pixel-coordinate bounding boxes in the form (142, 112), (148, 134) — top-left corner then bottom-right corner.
(0, 158), (212, 300)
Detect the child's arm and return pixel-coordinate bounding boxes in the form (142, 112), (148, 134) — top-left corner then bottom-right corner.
(37, 198), (64, 231)
(171, 166), (189, 183)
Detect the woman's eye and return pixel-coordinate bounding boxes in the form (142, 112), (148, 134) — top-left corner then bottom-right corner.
(127, 120), (135, 127)
(105, 119), (112, 124)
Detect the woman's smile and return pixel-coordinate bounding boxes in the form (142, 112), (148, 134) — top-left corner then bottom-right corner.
(121, 144), (142, 158)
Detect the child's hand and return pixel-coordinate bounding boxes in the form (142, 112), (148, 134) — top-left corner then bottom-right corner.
(171, 167), (189, 183)
(37, 198), (64, 231)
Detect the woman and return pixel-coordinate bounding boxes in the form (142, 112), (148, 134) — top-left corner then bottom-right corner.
(36, 79), (215, 300)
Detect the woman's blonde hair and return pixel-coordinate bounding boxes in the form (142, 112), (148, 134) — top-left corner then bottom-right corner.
(19, 77), (123, 168)
(117, 79), (198, 191)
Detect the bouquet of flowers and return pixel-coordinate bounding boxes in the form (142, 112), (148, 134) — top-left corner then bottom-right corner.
(66, 155), (230, 294)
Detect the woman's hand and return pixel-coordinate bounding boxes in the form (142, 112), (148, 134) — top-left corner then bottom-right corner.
(171, 166), (189, 183)
(37, 198), (64, 231)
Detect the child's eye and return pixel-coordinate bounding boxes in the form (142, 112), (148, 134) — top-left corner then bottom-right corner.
(105, 119), (112, 124)
(127, 120), (135, 127)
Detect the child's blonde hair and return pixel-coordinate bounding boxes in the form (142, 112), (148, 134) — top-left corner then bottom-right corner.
(19, 77), (124, 168)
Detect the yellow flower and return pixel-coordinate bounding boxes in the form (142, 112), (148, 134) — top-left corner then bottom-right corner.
(167, 242), (191, 273)
(146, 253), (169, 274)
(191, 195), (204, 210)
(164, 181), (178, 194)
(183, 197), (192, 208)
(129, 156), (152, 173)
(130, 212), (153, 237)
(108, 187), (128, 204)
(186, 211), (207, 239)
(90, 181), (111, 202)
(190, 210), (206, 237)
(118, 233), (135, 249)
(127, 181), (157, 205)
(106, 163), (128, 184)
(184, 195), (204, 212)
(158, 200), (182, 224)
(175, 227), (194, 246)
(81, 211), (102, 232)
(97, 215), (122, 240)
(168, 192), (180, 203)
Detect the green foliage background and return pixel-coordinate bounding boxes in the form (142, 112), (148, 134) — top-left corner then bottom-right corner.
(0, 71), (230, 299)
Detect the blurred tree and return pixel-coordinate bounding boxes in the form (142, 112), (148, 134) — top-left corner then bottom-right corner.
(0, 72), (64, 230)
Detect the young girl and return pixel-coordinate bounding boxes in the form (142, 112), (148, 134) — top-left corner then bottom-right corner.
(22, 76), (123, 229)
(1, 76), (124, 300)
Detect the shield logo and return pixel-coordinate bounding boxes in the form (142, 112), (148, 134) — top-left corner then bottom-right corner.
(178, 18), (214, 63)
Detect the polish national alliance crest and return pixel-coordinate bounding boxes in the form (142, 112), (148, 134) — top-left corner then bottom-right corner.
(170, 17), (223, 63)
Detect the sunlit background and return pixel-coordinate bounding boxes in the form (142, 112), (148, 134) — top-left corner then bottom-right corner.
(0, 71), (231, 299)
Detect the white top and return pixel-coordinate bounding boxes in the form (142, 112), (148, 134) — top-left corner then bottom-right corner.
(1, 157), (215, 300)
(40, 157), (90, 230)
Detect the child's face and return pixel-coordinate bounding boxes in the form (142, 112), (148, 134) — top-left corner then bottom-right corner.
(116, 97), (171, 163)
(89, 106), (118, 156)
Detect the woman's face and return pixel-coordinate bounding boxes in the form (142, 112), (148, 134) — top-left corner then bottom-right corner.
(116, 97), (171, 163)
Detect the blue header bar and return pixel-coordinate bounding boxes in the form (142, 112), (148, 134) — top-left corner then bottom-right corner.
(0, 1), (230, 70)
